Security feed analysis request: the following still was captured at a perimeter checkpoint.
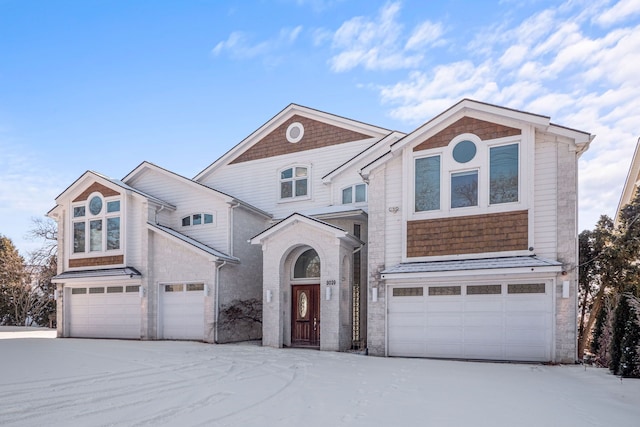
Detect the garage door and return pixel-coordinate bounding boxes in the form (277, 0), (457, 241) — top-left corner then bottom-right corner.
(388, 282), (552, 361)
(68, 285), (141, 339)
(160, 283), (205, 340)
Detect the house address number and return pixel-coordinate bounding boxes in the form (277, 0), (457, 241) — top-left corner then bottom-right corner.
(326, 280), (336, 286)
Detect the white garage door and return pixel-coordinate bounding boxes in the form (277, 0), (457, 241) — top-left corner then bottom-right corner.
(68, 285), (141, 339)
(388, 282), (552, 361)
(160, 283), (205, 340)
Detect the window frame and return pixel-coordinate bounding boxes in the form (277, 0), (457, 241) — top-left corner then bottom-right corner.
(341, 183), (367, 205)
(181, 212), (216, 228)
(410, 133), (524, 220)
(278, 165), (311, 202)
(70, 192), (123, 259)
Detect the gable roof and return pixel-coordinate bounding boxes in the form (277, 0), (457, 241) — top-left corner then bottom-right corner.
(194, 104), (391, 181)
(360, 98), (594, 177)
(51, 170), (175, 209)
(123, 161), (271, 219)
(616, 137), (640, 224)
(147, 222), (239, 263)
(250, 212), (363, 247)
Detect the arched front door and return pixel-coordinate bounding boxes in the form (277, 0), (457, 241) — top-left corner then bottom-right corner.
(291, 249), (320, 348)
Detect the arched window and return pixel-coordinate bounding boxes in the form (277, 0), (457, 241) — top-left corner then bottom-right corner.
(293, 249), (320, 278)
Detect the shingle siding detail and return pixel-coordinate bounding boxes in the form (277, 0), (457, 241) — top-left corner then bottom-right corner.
(413, 116), (521, 152)
(69, 255), (124, 268)
(406, 210), (529, 257)
(72, 182), (120, 202)
(230, 115), (375, 164)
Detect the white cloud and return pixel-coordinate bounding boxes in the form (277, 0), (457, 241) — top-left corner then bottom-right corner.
(405, 21), (445, 51)
(596, 0), (640, 26)
(212, 26), (303, 60)
(324, 1), (446, 72)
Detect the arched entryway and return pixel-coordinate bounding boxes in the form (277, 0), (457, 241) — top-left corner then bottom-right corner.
(290, 248), (321, 348)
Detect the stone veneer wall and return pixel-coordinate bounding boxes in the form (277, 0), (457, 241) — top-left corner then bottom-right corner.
(553, 136), (579, 363)
(366, 165), (387, 356)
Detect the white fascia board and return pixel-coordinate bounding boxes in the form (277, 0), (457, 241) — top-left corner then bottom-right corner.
(250, 213), (361, 246)
(380, 265), (562, 280)
(389, 99), (551, 155)
(322, 132), (405, 184)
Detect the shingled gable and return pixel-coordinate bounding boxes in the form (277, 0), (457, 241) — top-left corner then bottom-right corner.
(194, 104), (390, 181)
(359, 98), (593, 178)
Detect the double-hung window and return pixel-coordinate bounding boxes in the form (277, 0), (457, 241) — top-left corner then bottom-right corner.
(72, 194), (121, 254)
(280, 166), (309, 200)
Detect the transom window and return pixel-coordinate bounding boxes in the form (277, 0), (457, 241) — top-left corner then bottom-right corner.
(414, 136), (520, 214)
(280, 166), (309, 200)
(293, 249), (320, 278)
(72, 193), (121, 254)
(182, 213), (214, 227)
(342, 183), (367, 204)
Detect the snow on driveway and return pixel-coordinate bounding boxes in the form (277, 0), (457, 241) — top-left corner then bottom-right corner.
(0, 328), (639, 427)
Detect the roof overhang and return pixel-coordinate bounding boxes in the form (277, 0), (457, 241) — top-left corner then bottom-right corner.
(250, 213), (363, 248)
(616, 137), (640, 224)
(52, 267), (142, 284)
(380, 256), (563, 280)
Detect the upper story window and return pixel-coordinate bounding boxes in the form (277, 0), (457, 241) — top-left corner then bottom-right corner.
(342, 183), (367, 204)
(72, 194), (121, 254)
(414, 134), (520, 215)
(181, 213), (215, 227)
(280, 166), (309, 200)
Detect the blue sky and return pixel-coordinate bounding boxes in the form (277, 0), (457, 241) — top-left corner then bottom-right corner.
(1, 0), (639, 256)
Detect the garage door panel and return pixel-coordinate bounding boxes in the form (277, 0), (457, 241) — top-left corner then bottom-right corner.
(426, 301), (463, 312)
(388, 282), (552, 362)
(69, 287), (140, 339)
(161, 285), (205, 340)
(506, 299), (548, 312)
(389, 300), (424, 312)
(389, 313), (425, 327)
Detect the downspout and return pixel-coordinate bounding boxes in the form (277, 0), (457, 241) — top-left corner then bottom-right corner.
(214, 260), (227, 343)
(155, 205), (166, 224)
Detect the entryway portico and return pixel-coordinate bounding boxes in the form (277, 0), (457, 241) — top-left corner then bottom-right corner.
(251, 213), (362, 351)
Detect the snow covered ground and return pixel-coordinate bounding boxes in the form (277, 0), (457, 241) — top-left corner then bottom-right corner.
(1, 327), (639, 427)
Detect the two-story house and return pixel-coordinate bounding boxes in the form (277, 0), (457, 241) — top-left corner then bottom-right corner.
(49, 100), (591, 363)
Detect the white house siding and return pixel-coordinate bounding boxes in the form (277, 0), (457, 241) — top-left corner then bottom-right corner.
(217, 206), (268, 343)
(124, 194), (144, 269)
(149, 233), (216, 342)
(533, 133), (558, 260)
(127, 169), (230, 253)
(384, 155), (403, 267)
(199, 139), (376, 219)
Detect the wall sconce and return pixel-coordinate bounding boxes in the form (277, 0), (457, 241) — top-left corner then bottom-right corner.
(325, 287), (331, 301)
(562, 281), (569, 299)
(139, 287), (146, 298)
(266, 289), (272, 303)
(203, 284), (209, 297)
(372, 287), (378, 302)
(54, 290), (59, 301)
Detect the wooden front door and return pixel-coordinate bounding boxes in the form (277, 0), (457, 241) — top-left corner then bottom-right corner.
(291, 284), (320, 347)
